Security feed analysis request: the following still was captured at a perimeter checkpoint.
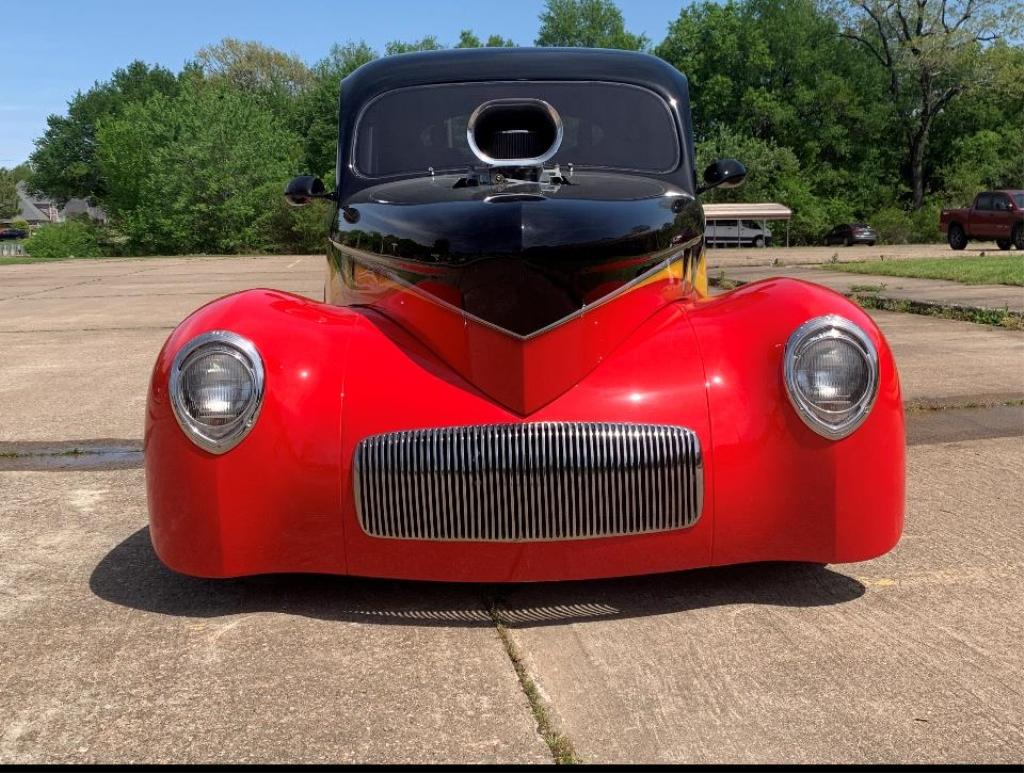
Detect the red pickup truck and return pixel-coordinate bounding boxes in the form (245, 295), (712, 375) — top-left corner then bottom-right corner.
(940, 190), (1024, 250)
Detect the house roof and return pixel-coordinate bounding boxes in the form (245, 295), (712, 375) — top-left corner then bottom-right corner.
(62, 197), (107, 222)
(14, 181), (53, 223)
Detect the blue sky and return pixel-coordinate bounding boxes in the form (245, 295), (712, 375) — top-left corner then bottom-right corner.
(1, 0), (689, 167)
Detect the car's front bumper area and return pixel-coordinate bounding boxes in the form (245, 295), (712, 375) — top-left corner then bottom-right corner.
(146, 283), (904, 582)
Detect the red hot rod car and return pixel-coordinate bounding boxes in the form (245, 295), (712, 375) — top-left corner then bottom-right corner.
(145, 48), (904, 582)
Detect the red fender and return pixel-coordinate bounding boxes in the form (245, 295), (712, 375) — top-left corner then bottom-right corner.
(686, 279), (904, 566)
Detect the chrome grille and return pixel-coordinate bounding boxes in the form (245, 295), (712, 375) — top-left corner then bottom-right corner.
(353, 422), (702, 542)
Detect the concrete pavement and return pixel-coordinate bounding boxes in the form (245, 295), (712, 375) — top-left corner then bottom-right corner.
(1, 254), (1022, 763)
(0, 472), (549, 764)
(0, 256), (323, 442)
(871, 312), (1024, 407)
(499, 431), (1024, 763)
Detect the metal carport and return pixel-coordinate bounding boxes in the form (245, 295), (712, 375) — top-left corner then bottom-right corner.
(703, 202), (793, 247)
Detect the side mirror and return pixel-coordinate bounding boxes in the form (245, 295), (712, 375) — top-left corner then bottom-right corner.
(284, 175), (336, 206)
(697, 159), (747, 195)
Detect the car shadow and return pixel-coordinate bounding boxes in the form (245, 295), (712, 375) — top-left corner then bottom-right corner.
(90, 527), (866, 629)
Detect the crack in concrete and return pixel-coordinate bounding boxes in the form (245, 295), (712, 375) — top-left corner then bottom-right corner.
(485, 596), (581, 765)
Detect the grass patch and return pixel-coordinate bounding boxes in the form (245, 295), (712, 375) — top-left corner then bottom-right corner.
(488, 600), (580, 765)
(709, 270), (742, 291)
(829, 255), (1024, 286)
(707, 272), (1020, 328)
(850, 293), (1024, 329)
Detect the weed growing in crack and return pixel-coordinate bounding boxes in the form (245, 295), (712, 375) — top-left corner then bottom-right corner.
(486, 599), (580, 765)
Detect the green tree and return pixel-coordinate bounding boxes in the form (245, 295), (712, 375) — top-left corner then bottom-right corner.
(24, 219), (107, 259)
(536, 0), (649, 49)
(268, 198), (334, 255)
(9, 163), (33, 185)
(484, 34), (517, 47)
(657, 0), (896, 220)
(939, 129), (1024, 204)
(294, 42), (377, 180)
(0, 168), (19, 219)
(696, 127), (832, 243)
(931, 40), (1024, 204)
(29, 61), (179, 202)
(96, 78), (304, 255)
(385, 36), (444, 55)
(194, 37), (313, 119)
(455, 30), (517, 48)
(835, 0), (1024, 208)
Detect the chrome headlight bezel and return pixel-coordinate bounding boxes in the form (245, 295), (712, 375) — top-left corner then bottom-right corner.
(169, 330), (265, 454)
(784, 315), (879, 440)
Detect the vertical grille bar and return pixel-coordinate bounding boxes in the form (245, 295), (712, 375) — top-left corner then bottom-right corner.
(353, 422), (703, 542)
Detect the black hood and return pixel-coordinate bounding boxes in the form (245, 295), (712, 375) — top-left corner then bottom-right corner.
(329, 171), (703, 337)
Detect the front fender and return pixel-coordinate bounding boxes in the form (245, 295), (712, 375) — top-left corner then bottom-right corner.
(145, 289), (361, 576)
(688, 278), (905, 566)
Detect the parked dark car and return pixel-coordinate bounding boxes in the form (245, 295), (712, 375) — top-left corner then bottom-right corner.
(940, 190), (1024, 250)
(0, 228), (28, 240)
(824, 223), (877, 246)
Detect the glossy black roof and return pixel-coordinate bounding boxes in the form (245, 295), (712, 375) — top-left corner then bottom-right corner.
(335, 48), (696, 195)
(340, 47), (689, 103)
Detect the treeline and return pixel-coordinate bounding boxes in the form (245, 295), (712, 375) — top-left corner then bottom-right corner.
(13, 0), (1024, 255)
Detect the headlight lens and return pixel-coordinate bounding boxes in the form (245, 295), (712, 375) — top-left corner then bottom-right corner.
(784, 315), (879, 439)
(169, 331), (264, 453)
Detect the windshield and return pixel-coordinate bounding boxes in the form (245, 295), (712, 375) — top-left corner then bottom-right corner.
(353, 81), (680, 178)
(1015, 193), (1024, 208)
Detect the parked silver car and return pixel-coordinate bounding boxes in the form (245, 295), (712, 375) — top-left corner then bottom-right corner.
(705, 219), (772, 247)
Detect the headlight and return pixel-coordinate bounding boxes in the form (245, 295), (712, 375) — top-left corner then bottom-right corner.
(784, 315), (879, 439)
(169, 331), (264, 453)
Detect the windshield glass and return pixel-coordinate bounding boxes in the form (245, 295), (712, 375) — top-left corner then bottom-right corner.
(353, 81), (680, 178)
(1014, 193), (1024, 208)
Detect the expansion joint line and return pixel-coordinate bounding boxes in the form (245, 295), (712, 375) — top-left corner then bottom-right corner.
(485, 595), (581, 765)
